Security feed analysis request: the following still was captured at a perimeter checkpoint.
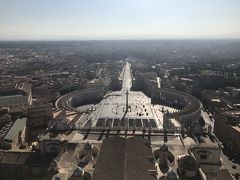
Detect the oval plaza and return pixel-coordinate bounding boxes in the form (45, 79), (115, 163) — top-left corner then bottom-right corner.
(56, 61), (208, 133)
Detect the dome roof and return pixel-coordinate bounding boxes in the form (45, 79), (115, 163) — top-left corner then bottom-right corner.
(167, 170), (178, 180)
(84, 142), (93, 150)
(160, 144), (168, 152)
(73, 166), (84, 177)
(179, 155), (199, 171)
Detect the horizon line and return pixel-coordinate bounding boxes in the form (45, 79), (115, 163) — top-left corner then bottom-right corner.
(1, 37), (240, 42)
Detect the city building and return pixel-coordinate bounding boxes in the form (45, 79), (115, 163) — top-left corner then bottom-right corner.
(2, 117), (27, 149)
(0, 82), (32, 109)
(201, 87), (240, 154)
(27, 104), (53, 129)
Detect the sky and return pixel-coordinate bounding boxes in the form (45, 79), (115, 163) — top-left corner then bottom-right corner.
(0, 0), (240, 40)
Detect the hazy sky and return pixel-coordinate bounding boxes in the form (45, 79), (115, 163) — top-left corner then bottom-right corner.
(0, 0), (240, 40)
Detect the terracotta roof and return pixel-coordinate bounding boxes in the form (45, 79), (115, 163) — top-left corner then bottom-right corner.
(92, 136), (156, 180)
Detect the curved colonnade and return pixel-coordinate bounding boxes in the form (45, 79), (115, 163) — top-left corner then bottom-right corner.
(55, 87), (105, 111)
(153, 88), (202, 127)
(55, 87), (202, 128)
